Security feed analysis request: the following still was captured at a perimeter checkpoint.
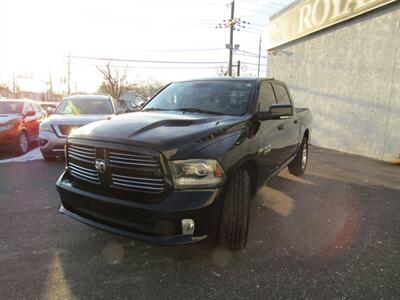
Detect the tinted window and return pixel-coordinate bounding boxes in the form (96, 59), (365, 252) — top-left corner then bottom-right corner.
(0, 102), (22, 114)
(23, 103), (34, 114)
(258, 82), (277, 111)
(33, 104), (42, 114)
(119, 100), (137, 111)
(56, 99), (113, 115)
(144, 80), (256, 116)
(273, 83), (291, 104)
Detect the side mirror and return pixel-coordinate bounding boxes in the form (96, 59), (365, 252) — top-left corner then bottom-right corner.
(25, 111), (36, 117)
(258, 104), (292, 121)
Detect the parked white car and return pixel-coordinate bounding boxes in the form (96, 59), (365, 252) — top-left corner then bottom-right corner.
(39, 95), (122, 160)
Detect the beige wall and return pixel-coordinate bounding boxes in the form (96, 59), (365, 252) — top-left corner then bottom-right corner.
(267, 3), (400, 162)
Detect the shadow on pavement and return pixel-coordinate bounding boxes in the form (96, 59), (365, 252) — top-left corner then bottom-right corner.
(1, 147), (399, 299)
(0, 141), (39, 160)
(40, 173), (400, 298)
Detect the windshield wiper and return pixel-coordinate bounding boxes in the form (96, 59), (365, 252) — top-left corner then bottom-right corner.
(173, 108), (224, 115)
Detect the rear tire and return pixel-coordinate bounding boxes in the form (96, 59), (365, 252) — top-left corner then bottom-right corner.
(219, 169), (252, 250)
(16, 131), (29, 155)
(288, 137), (308, 176)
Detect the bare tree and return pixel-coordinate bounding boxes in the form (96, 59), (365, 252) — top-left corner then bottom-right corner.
(217, 65), (229, 77)
(132, 79), (165, 98)
(0, 82), (12, 97)
(97, 61), (133, 99)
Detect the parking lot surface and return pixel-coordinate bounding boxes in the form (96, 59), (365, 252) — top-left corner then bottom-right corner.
(0, 146), (399, 299)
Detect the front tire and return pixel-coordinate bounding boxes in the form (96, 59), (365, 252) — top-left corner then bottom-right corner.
(16, 131), (29, 155)
(219, 169), (252, 250)
(288, 137), (309, 176)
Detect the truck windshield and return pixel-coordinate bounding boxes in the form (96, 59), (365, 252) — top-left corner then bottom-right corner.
(143, 80), (256, 116)
(56, 99), (113, 115)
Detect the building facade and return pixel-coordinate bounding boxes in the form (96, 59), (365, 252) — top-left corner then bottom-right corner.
(267, 0), (399, 163)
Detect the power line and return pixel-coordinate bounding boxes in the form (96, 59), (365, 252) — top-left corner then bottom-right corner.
(236, 52), (267, 59)
(237, 49), (267, 58)
(239, 0), (283, 8)
(122, 48), (226, 53)
(70, 62), (227, 70)
(67, 54), (261, 67)
(238, 29), (264, 35)
(67, 55), (228, 65)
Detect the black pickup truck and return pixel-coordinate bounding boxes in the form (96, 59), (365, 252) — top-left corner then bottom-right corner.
(57, 78), (312, 250)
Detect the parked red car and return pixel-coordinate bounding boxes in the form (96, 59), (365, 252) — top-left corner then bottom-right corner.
(0, 99), (46, 154)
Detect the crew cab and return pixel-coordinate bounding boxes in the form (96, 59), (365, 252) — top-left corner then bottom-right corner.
(56, 78), (312, 250)
(39, 95), (121, 160)
(0, 99), (46, 154)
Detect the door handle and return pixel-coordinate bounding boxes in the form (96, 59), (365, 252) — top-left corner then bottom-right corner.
(278, 124), (284, 130)
(294, 119), (299, 124)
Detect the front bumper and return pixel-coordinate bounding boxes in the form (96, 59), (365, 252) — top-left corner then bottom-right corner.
(57, 171), (223, 245)
(39, 131), (66, 157)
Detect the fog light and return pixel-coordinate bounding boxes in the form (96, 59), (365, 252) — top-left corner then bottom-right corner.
(39, 139), (48, 146)
(181, 219), (195, 235)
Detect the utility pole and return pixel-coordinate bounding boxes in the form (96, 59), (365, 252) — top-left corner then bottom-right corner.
(237, 60), (241, 77)
(228, 0), (235, 76)
(257, 36), (262, 77)
(48, 68), (53, 100)
(67, 52), (71, 95)
(215, 2), (251, 77)
(12, 73), (16, 93)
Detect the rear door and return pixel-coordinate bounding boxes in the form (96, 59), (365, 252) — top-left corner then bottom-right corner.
(32, 103), (45, 139)
(272, 83), (300, 159)
(256, 81), (285, 178)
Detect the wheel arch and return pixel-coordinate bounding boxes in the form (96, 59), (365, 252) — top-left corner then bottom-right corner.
(233, 159), (258, 199)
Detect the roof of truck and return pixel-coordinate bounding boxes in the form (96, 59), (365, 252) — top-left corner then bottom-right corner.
(176, 77), (277, 83)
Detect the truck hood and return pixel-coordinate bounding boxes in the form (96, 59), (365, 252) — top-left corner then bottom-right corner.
(0, 114), (20, 125)
(70, 111), (248, 159)
(45, 114), (110, 125)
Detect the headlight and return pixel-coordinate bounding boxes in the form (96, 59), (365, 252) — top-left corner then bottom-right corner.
(0, 123), (13, 132)
(39, 122), (53, 133)
(169, 159), (225, 189)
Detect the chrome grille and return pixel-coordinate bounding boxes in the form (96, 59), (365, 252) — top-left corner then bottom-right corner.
(68, 144), (96, 163)
(67, 143), (167, 194)
(68, 162), (99, 184)
(109, 151), (159, 168)
(112, 174), (166, 192)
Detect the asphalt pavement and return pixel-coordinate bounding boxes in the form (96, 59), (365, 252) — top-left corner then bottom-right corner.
(0, 146), (399, 299)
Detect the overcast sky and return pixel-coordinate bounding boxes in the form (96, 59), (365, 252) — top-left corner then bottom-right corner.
(0, 0), (291, 93)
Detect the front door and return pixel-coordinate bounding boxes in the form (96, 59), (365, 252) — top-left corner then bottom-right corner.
(22, 103), (37, 139)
